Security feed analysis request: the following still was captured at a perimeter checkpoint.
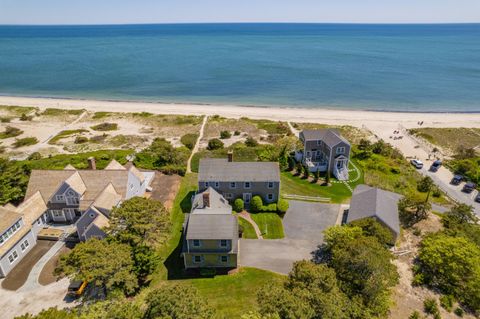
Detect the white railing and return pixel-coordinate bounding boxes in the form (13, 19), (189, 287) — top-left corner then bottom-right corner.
(283, 194), (331, 202)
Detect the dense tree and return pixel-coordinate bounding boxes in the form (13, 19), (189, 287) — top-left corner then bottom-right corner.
(76, 299), (143, 319)
(443, 203), (478, 226)
(0, 158), (30, 205)
(207, 138), (224, 150)
(220, 130), (231, 139)
(417, 233), (480, 312)
(241, 312), (280, 319)
(59, 238), (138, 294)
(134, 138), (189, 174)
(349, 218), (394, 246)
(144, 284), (214, 319)
(15, 308), (75, 319)
(417, 176), (434, 202)
(398, 196), (431, 227)
(108, 197), (171, 248)
(245, 136), (259, 147)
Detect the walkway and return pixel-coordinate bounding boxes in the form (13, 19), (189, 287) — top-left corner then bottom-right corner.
(238, 211), (263, 239)
(287, 122), (300, 137)
(186, 115), (208, 173)
(19, 240), (65, 292)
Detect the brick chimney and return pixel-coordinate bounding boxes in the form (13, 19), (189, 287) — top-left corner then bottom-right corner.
(227, 151), (233, 163)
(203, 192), (210, 208)
(87, 157), (97, 170)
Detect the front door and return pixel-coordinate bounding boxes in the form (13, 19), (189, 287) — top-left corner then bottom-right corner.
(243, 193), (252, 204)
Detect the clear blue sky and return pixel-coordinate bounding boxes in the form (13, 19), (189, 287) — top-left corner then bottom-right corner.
(1, 0), (479, 25)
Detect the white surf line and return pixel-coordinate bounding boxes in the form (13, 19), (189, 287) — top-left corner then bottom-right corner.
(186, 115), (208, 174)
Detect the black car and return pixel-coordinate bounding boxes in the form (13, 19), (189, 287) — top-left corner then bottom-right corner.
(451, 175), (463, 185)
(462, 182), (476, 193)
(475, 193), (480, 203)
(429, 160), (442, 172)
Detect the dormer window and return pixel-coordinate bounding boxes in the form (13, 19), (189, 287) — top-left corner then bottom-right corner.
(66, 190), (76, 196)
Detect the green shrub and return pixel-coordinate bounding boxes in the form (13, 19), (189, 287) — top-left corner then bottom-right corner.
(245, 136), (258, 147)
(180, 133), (198, 150)
(440, 295), (454, 312)
(89, 134), (108, 143)
(27, 152), (42, 160)
(74, 136), (89, 144)
(19, 113), (33, 121)
(234, 130), (241, 136)
(0, 126), (23, 139)
(233, 198), (244, 213)
(412, 273), (424, 286)
(13, 137), (38, 148)
(454, 307), (464, 317)
(0, 117), (11, 123)
(261, 203), (277, 212)
(207, 138), (224, 150)
(220, 130), (231, 139)
(250, 196), (263, 213)
(409, 310), (421, 319)
(91, 122), (118, 131)
(424, 298), (440, 315)
(277, 199), (289, 213)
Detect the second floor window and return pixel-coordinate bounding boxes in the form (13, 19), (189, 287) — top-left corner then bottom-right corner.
(55, 195), (65, 202)
(336, 146), (346, 154)
(220, 240), (228, 248)
(267, 182), (274, 189)
(193, 239), (201, 247)
(229, 182), (236, 189)
(244, 182), (251, 189)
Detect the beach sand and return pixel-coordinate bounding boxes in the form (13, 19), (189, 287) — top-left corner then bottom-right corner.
(1, 96), (479, 130)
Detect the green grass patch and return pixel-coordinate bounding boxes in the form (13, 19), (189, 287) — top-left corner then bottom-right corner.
(48, 129), (89, 145)
(409, 127), (480, 153)
(280, 161), (364, 203)
(18, 149), (133, 170)
(0, 105), (37, 116)
(190, 267), (285, 318)
(13, 137), (38, 148)
(152, 173), (198, 282)
(92, 111), (112, 119)
(180, 133), (199, 150)
(41, 108), (84, 116)
(250, 213), (284, 239)
(238, 217), (258, 239)
(242, 118), (290, 135)
(0, 126), (23, 139)
(91, 122), (118, 131)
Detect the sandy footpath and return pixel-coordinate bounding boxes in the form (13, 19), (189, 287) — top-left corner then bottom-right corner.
(1, 96), (479, 130)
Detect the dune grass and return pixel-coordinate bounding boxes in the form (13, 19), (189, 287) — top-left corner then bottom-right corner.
(48, 129), (89, 145)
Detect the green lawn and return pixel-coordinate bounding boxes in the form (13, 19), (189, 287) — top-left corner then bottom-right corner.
(280, 160), (364, 203)
(238, 217), (258, 239)
(190, 267), (284, 318)
(250, 213), (284, 239)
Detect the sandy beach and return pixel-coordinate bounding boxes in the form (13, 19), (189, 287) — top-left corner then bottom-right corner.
(1, 95), (480, 130)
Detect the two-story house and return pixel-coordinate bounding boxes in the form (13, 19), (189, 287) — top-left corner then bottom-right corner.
(198, 153), (280, 206)
(24, 158), (155, 241)
(299, 129), (351, 180)
(182, 187), (238, 269)
(0, 192), (48, 278)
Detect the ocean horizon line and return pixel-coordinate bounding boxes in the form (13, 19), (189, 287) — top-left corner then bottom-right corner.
(1, 93), (479, 115)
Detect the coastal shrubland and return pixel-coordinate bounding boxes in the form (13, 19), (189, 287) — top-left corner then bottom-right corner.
(0, 126), (23, 139)
(90, 122), (118, 131)
(180, 133), (199, 150)
(13, 137), (38, 148)
(134, 138), (189, 175)
(48, 129), (89, 145)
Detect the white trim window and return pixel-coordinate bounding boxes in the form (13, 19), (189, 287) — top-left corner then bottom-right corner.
(193, 239), (201, 247)
(52, 210), (64, 218)
(0, 220), (22, 246)
(55, 195), (65, 202)
(244, 182), (251, 189)
(267, 194), (274, 201)
(8, 250), (19, 264)
(204, 182), (209, 188)
(220, 240), (228, 248)
(220, 255), (228, 263)
(225, 193), (233, 199)
(193, 255), (202, 264)
(267, 182), (274, 189)
(336, 146), (346, 155)
(21, 239), (29, 251)
(229, 182), (236, 189)
(214, 181), (220, 188)
(66, 196), (79, 206)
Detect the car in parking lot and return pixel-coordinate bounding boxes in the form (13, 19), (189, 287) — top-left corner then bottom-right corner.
(451, 175), (463, 185)
(429, 160), (442, 172)
(462, 182), (476, 193)
(475, 192), (480, 203)
(410, 159), (424, 169)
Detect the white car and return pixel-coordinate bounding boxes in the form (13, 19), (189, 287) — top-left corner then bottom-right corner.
(410, 159), (424, 169)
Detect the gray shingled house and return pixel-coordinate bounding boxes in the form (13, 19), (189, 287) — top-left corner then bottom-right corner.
(182, 187), (238, 269)
(347, 185), (402, 242)
(198, 153), (280, 206)
(299, 129), (351, 180)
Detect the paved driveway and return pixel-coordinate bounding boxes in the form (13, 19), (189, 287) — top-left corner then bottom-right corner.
(239, 201), (340, 274)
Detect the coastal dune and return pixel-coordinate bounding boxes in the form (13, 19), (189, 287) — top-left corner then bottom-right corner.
(1, 96), (479, 130)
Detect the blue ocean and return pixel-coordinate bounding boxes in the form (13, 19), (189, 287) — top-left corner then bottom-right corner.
(0, 23), (479, 112)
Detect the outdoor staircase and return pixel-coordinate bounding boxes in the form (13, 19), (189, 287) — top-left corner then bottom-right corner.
(334, 167), (349, 181)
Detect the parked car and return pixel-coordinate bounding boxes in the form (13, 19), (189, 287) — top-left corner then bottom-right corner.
(451, 175), (463, 185)
(475, 192), (480, 203)
(410, 159), (424, 169)
(462, 182), (476, 194)
(429, 160), (442, 172)
(67, 280), (88, 298)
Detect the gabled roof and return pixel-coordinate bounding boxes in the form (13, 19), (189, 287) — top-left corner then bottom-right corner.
(0, 206), (22, 234)
(16, 191), (47, 226)
(91, 183), (122, 212)
(64, 164), (76, 170)
(105, 159), (126, 171)
(300, 129), (350, 148)
(191, 187), (231, 215)
(199, 159), (280, 182)
(91, 207), (110, 229)
(128, 165), (145, 184)
(347, 185), (402, 237)
(64, 171), (87, 196)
